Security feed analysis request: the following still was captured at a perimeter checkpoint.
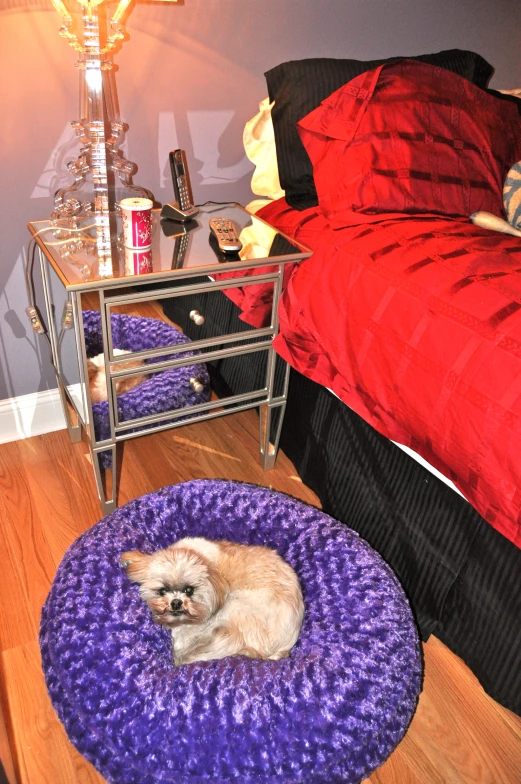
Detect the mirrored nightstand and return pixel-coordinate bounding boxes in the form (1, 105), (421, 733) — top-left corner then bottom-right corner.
(28, 204), (311, 514)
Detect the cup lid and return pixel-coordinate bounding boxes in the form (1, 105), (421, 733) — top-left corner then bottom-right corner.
(119, 198), (154, 210)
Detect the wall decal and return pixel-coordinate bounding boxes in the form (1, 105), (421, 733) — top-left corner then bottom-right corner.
(31, 124), (130, 199)
(31, 124), (78, 199)
(158, 112), (180, 189)
(188, 110), (252, 186)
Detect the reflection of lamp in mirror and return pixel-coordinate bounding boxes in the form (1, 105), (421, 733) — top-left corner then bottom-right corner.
(49, 0), (180, 254)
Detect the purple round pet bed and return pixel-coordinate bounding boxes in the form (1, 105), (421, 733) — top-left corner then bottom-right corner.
(82, 310), (210, 466)
(40, 480), (422, 784)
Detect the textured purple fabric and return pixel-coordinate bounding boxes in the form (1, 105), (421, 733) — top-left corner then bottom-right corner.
(40, 480), (422, 784)
(82, 311), (210, 466)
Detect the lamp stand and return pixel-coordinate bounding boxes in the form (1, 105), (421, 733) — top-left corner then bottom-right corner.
(50, 0), (154, 254)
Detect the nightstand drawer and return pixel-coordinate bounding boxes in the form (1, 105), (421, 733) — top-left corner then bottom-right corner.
(161, 285), (284, 399)
(161, 281), (254, 342)
(105, 345), (286, 434)
(163, 277), (275, 342)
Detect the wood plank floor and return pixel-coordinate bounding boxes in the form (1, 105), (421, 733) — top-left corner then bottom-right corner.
(0, 415), (520, 784)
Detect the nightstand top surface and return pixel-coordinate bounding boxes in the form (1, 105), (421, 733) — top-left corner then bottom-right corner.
(28, 203), (311, 291)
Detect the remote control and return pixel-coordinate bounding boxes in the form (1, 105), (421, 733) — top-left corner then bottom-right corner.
(209, 217), (243, 253)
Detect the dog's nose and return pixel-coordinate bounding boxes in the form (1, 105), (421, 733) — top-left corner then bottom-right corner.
(171, 598), (183, 611)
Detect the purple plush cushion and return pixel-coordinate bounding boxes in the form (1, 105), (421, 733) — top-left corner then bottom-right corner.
(40, 480), (422, 784)
(82, 311), (210, 467)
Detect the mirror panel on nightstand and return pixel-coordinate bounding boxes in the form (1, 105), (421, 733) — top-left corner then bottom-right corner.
(44, 264), (87, 426)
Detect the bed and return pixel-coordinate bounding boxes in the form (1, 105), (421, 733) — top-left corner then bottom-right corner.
(163, 49), (521, 717)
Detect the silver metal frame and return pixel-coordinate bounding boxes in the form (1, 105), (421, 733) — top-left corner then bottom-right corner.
(32, 210), (310, 515)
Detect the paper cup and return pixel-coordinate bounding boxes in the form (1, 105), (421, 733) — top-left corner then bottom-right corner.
(124, 246), (153, 276)
(119, 197), (153, 248)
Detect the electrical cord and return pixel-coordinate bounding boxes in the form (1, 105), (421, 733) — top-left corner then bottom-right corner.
(24, 222), (97, 340)
(24, 236), (56, 370)
(195, 200), (243, 213)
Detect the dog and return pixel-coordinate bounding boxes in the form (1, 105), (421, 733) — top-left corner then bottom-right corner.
(121, 537), (304, 666)
(87, 349), (147, 403)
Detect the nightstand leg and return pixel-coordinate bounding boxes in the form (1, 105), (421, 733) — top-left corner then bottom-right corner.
(91, 444), (121, 515)
(259, 402), (286, 469)
(56, 379), (82, 443)
(259, 359), (291, 470)
(37, 250), (83, 445)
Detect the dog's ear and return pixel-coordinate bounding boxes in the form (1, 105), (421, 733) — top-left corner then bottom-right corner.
(206, 563), (229, 612)
(120, 550), (150, 583)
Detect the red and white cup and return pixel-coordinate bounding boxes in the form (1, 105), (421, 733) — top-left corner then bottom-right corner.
(119, 197), (153, 248)
(124, 246), (153, 276)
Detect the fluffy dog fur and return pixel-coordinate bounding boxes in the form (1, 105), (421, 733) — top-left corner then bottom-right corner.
(121, 537), (304, 666)
(88, 349), (147, 403)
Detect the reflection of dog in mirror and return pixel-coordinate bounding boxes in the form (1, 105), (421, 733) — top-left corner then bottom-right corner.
(121, 537), (304, 666)
(88, 349), (147, 403)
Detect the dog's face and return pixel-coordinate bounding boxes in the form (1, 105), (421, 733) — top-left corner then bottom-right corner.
(121, 547), (228, 628)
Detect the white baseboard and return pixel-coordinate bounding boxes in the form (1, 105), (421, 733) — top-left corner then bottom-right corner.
(0, 388), (67, 444)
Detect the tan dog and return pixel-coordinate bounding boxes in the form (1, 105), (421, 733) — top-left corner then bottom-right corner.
(87, 349), (147, 403)
(121, 537), (304, 666)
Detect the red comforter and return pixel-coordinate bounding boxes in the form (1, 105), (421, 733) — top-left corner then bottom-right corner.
(255, 197), (521, 548)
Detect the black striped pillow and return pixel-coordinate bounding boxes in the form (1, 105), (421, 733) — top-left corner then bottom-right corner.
(266, 50), (496, 210)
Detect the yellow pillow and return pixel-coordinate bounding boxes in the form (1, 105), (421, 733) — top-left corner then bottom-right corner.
(243, 98), (284, 203)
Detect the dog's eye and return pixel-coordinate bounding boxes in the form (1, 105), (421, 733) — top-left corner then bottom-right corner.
(158, 588), (167, 597)
(184, 586), (194, 597)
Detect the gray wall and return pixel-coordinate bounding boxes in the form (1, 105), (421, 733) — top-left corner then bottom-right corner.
(1, 0), (521, 400)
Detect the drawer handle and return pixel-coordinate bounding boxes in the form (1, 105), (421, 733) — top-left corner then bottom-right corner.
(189, 309), (205, 326)
(189, 377), (204, 393)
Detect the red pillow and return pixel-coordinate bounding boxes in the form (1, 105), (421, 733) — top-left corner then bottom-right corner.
(297, 59), (521, 227)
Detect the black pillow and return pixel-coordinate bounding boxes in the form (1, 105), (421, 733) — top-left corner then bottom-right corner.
(265, 49), (495, 210)
(486, 87), (521, 114)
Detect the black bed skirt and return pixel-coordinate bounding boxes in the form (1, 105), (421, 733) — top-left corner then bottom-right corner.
(281, 368), (521, 716)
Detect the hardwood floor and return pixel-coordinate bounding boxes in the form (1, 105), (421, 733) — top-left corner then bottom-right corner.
(0, 415), (520, 784)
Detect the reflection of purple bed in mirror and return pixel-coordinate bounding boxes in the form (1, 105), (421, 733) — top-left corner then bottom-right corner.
(82, 310), (210, 466)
